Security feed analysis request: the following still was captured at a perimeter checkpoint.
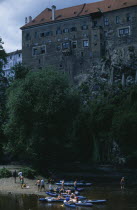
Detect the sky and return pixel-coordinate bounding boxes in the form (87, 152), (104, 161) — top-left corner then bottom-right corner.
(0, 0), (100, 53)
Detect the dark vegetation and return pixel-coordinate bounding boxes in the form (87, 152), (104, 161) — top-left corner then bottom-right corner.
(0, 39), (137, 174)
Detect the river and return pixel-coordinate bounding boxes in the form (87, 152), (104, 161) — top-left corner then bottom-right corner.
(0, 185), (137, 210)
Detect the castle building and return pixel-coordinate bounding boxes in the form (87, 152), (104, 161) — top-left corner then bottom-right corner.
(21, 0), (137, 80)
(2, 50), (22, 78)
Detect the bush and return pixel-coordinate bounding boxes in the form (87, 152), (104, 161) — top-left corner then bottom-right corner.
(0, 168), (12, 178)
(21, 167), (37, 179)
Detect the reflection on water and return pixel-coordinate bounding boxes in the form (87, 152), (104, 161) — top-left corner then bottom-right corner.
(1, 186), (137, 210)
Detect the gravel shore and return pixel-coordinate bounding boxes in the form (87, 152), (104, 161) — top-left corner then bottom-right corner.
(0, 177), (50, 196)
(0, 165), (52, 196)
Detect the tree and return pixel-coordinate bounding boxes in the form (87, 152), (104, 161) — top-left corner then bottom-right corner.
(0, 37), (8, 160)
(4, 68), (80, 168)
(12, 63), (30, 80)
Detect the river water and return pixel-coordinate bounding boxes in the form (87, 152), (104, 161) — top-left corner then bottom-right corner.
(0, 185), (137, 210)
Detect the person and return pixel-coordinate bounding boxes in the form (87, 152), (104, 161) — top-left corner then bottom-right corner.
(61, 180), (64, 190)
(13, 170), (17, 183)
(18, 171), (22, 181)
(66, 189), (71, 195)
(36, 179), (41, 191)
(120, 177), (125, 189)
(40, 179), (45, 191)
(20, 176), (24, 189)
(74, 180), (77, 191)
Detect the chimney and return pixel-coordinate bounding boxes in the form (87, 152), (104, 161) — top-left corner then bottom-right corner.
(29, 16), (32, 22)
(51, 5), (56, 21)
(25, 17), (28, 24)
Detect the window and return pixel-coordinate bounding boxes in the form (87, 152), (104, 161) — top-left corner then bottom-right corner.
(64, 37), (69, 40)
(83, 33), (88, 38)
(34, 32), (38, 38)
(127, 14), (131, 22)
(93, 21), (97, 27)
(104, 31), (108, 37)
(40, 46), (46, 54)
(72, 41), (77, 49)
(40, 32), (45, 37)
(63, 28), (69, 33)
(25, 33), (31, 40)
(81, 25), (88, 30)
(116, 16), (120, 24)
(56, 45), (61, 51)
(94, 34), (98, 40)
(104, 17), (109, 26)
(56, 28), (62, 35)
(45, 31), (53, 36)
(62, 42), (70, 49)
(18, 54), (20, 57)
(83, 40), (89, 47)
(118, 27), (130, 36)
(81, 52), (84, 57)
(32, 48), (38, 56)
(70, 27), (77, 32)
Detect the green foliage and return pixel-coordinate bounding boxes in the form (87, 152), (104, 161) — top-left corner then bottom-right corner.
(0, 167), (12, 178)
(21, 167), (37, 179)
(12, 64), (30, 80)
(3, 62), (137, 167)
(0, 37), (7, 71)
(4, 68), (80, 167)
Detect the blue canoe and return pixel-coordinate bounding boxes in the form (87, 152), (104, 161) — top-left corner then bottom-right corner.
(39, 197), (65, 202)
(64, 202), (76, 208)
(46, 192), (86, 200)
(55, 187), (84, 192)
(56, 182), (92, 186)
(64, 201), (93, 208)
(75, 202), (93, 207)
(86, 199), (107, 204)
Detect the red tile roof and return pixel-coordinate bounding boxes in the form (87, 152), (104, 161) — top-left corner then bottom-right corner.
(21, 0), (137, 29)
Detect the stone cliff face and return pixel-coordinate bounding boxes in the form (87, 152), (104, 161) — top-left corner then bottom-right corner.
(74, 45), (137, 165)
(75, 44), (137, 90)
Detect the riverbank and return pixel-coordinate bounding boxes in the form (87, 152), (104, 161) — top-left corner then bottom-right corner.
(0, 164), (137, 196)
(0, 177), (50, 196)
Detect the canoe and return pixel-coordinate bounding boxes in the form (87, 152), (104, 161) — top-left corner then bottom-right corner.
(75, 202), (93, 207)
(46, 192), (86, 200)
(56, 182), (92, 186)
(64, 201), (93, 208)
(46, 192), (58, 197)
(64, 202), (76, 208)
(54, 187), (84, 192)
(86, 199), (107, 204)
(39, 197), (65, 202)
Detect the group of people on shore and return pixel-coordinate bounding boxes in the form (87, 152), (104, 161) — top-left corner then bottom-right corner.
(12, 170), (29, 189)
(36, 179), (45, 191)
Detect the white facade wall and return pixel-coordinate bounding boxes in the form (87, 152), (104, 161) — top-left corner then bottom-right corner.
(2, 50), (22, 77)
